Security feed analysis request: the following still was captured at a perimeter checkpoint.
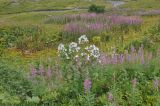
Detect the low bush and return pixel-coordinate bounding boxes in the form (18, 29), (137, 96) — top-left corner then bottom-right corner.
(0, 25), (60, 54)
(88, 4), (105, 13)
(0, 60), (32, 105)
(145, 22), (160, 43)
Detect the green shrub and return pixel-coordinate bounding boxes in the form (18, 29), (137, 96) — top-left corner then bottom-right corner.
(0, 60), (32, 102)
(145, 22), (160, 43)
(0, 25), (59, 54)
(88, 4), (105, 13)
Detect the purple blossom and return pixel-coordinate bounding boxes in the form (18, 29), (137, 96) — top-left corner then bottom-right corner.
(99, 46), (157, 65)
(30, 65), (37, 77)
(108, 92), (113, 102)
(141, 56), (145, 65)
(99, 53), (108, 65)
(108, 15), (142, 25)
(126, 54), (132, 62)
(84, 78), (92, 93)
(153, 79), (159, 90)
(119, 54), (125, 64)
(39, 65), (45, 75)
(61, 13), (142, 36)
(131, 78), (137, 88)
(131, 45), (135, 53)
(46, 66), (52, 79)
(112, 54), (118, 64)
(87, 23), (105, 31)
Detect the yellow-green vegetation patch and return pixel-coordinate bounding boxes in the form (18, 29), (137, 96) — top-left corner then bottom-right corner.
(122, 0), (160, 10)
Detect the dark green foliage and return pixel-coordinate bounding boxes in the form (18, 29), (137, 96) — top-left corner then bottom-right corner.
(0, 60), (32, 101)
(88, 4), (105, 13)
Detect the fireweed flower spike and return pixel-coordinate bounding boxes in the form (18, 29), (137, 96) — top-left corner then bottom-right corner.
(153, 79), (159, 90)
(108, 92), (113, 102)
(30, 65), (37, 77)
(39, 65), (45, 75)
(141, 57), (145, 65)
(47, 66), (52, 79)
(131, 78), (137, 88)
(84, 78), (92, 93)
(131, 45), (135, 53)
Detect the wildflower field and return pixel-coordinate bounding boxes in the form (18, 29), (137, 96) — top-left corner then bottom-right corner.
(0, 0), (160, 106)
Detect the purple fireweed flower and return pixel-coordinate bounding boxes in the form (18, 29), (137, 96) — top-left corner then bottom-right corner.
(112, 54), (118, 64)
(80, 13), (97, 21)
(108, 92), (114, 102)
(99, 53), (108, 65)
(108, 15), (142, 25)
(107, 56), (111, 64)
(87, 23), (104, 31)
(141, 57), (145, 65)
(138, 50), (142, 58)
(124, 51), (128, 62)
(47, 66), (52, 79)
(119, 54), (125, 64)
(30, 65), (37, 77)
(98, 45), (156, 65)
(84, 78), (92, 93)
(108, 92), (113, 102)
(62, 14), (142, 36)
(39, 65), (45, 75)
(131, 78), (137, 88)
(64, 23), (87, 35)
(131, 45), (135, 53)
(153, 79), (159, 90)
(126, 54), (132, 62)
(138, 45), (144, 58)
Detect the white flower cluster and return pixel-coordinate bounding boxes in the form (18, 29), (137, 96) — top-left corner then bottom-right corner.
(58, 43), (69, 59)
(78, 35), (89, 44)
(58, 43), (66, 53)
(69, 42), (80, 53)
(58, 35), (100, 61)
(85, 45), (100, 59)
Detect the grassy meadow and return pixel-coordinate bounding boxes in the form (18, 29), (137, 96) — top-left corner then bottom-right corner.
(0, 0), (160, 105)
